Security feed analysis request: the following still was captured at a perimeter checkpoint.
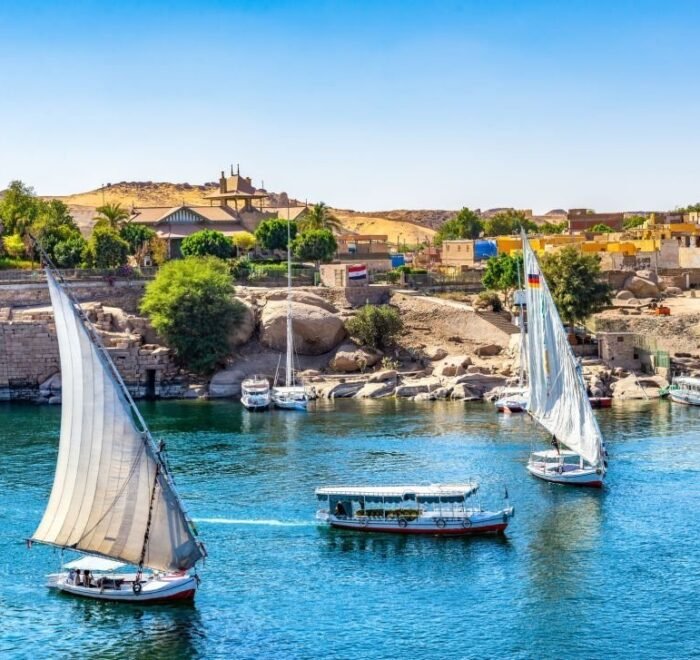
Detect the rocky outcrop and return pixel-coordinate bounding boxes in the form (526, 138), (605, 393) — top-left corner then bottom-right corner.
(263, 290), (338, 313)
(354, 381), (395, 398)
(368, 369), (397, 383)
(316, 381), (365, 398)
(209, 368), (247, 398)
(330, 342), (382, 372)
(229, 300), (256, 346)
(450, 383), (480, 400)
(475, 343), (502, 357)
(610, 374), (668, 400)
(433, 355), (472, 377)
(395, 377), (442, 398)
(623, 275), (659, 299)
(423, 346), (448, 361)
(615, 290), (634, 301)
(260, 301), (346, 355)
(454, 373), (507, 395)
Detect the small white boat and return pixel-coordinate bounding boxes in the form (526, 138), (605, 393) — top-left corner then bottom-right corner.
(271, 215), (310, 411)
(48, 557), (197, 604)
(316, 484), (514, 536)
(521, 231), (608, 486)
(271, 385), (310, 411)
(668, 376), (700, 406)
(495, 387), (529, 413)
(29, 258), (206, 604)
(526, 450), (604, 488)
(241, 375), (271, 411)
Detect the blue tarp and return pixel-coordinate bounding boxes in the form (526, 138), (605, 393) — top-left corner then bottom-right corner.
(391, 254), (405, 268)
(475, 240), (498, 260)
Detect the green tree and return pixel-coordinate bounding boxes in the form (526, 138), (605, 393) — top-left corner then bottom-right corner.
(481, 252), (523, 304)
(0, 180), (39, 236)
(300, 202), (342, 232)
(140, 257), (246, 373)
(291, 229), (337, 266)
(539, 221), (568, 235)
(435, 207), (483, 245)
(232, 231), (256, 255)
(30, 199), (83, 263)
(53, 235), (87, 268)
(255, 218), (297, 251)
(483, 210), (537, 237)
(94, 202), (130, 230)
(3, 233), (26, 259)
(85, 226), (129, 268)
(622, 215), (647, 230)
(540, 247), (611, 330)
(677, 203), (700, 213)
(120, 223), (156, 254)
(590, 223), (614, 233)
(181, 229), (233, 259)
(345, 304), (403, 350)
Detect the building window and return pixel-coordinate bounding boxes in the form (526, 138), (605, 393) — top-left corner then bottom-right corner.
(617, 336), (624, 342)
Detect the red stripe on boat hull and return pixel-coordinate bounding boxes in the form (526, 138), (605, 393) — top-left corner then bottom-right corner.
(329, 522), (508, 536)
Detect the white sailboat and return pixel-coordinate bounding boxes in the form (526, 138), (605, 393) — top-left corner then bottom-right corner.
(521, 231), (607, 487)
(496, 270), (528, 413)
(30, 261), (206, 603)
(271, 215), (309, 411)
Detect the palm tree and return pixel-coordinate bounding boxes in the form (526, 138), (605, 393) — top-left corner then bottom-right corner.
(300, 202), (342, 233)
(94, 202), (130, 230)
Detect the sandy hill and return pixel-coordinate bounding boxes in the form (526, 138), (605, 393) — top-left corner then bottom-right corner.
(50, 182), (443, 243)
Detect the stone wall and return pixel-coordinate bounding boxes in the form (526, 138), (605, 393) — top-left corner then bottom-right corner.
(0, 280), (147, 313)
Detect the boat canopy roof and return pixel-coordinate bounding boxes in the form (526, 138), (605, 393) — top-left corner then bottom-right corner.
(673, 376), (700, 386)
(316, 483), (479, 503)
(531, 449), (579, 459)
(63, 556), (126, 571)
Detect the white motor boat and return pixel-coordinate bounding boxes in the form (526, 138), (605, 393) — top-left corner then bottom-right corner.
(241, 375), (271, 411)
(316, 484), (514, 536)
(526, 450), (604, 488)
(520, 231), (607, 487)
(29, 255), (206, 604)
(495, 387), (529, 413)
(668, 376), (700, 406)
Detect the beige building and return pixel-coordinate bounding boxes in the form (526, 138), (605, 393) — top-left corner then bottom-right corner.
(441, 240), (476, 269)
(336, 234), (389, 258)
(597, 332), (642, 372)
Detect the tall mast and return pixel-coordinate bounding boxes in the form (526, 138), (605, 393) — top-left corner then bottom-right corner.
(517, 254), (525, 387)
(286, 207), (293, 387)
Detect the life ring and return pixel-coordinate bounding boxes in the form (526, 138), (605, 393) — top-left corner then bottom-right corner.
(361, 517), (369, 527)
(398, 517), (408, 528)
(461, 518), (472, 528)
(132, 580), (142, 595)
(435, 518), (447, 529)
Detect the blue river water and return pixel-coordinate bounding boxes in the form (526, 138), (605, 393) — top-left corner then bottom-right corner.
(0, 398), (698, 659)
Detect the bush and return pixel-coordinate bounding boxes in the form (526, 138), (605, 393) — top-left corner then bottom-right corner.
(2, 233), (26, 259)
(345, 304), (403, 350)
(475, 290), (503, 312)
(181, 229), (234, 259)
(120, 223), (156, 254)
(53, 235), (87, 268)
(232, 231), (256, 253)
(229, 257), (251, 280)
(590, 223), (614, 233)
(255, 219), (297, 251)
(291, 228), (337, 265)
(85, 227), (129, 268)
(140, 257), (247, 374)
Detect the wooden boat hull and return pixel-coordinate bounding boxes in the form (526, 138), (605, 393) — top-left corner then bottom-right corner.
(589, 397), (612, 408)
(526, 462), (603, 488)
(324, 510), (513, 536)
(48, 574), (197, 604)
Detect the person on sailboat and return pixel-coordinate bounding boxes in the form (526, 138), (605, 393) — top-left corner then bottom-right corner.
(550, 434), (560, 454)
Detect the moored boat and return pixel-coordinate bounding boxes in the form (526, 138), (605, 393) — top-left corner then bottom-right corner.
(521, 230), (608, 487)
(316, 484), (514, 536)
(495, 387), (529, 413)
(589, 396), (612, 409)
(29, 251), (206, 604)
(668, 376), (700, 406)
(241, 375), (271, 411)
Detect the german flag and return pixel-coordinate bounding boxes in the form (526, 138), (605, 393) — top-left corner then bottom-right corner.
(527, 273), (541, 288)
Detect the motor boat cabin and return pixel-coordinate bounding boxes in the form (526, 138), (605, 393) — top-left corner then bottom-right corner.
(315, 484), (513, 536)
(668, 376), (700, 406)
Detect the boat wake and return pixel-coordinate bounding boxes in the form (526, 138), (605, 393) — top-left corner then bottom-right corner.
(193, 518), (315, 527)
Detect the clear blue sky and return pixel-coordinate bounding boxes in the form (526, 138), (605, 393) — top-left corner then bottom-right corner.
(1, 0), (699, 212)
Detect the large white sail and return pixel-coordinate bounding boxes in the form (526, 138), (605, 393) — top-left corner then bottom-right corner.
(32, 270), (204, 572)
(522, 233), (605, 468)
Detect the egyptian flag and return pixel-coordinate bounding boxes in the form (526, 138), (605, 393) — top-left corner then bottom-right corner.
(348, 264), (368, 280)
(527, 273), (541, 288)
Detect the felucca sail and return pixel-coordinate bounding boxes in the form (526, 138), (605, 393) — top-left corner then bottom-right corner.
(522, 232), (605, 468)
(32, 269), (205, 572)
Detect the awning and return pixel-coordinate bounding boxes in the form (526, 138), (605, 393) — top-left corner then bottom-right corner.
(63, 556), (126, 572)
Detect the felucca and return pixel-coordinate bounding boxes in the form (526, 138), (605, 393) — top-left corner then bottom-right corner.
(271, 214), (310, 411)
(29, 259), (206, 603)
(521, 231), (608, 487)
